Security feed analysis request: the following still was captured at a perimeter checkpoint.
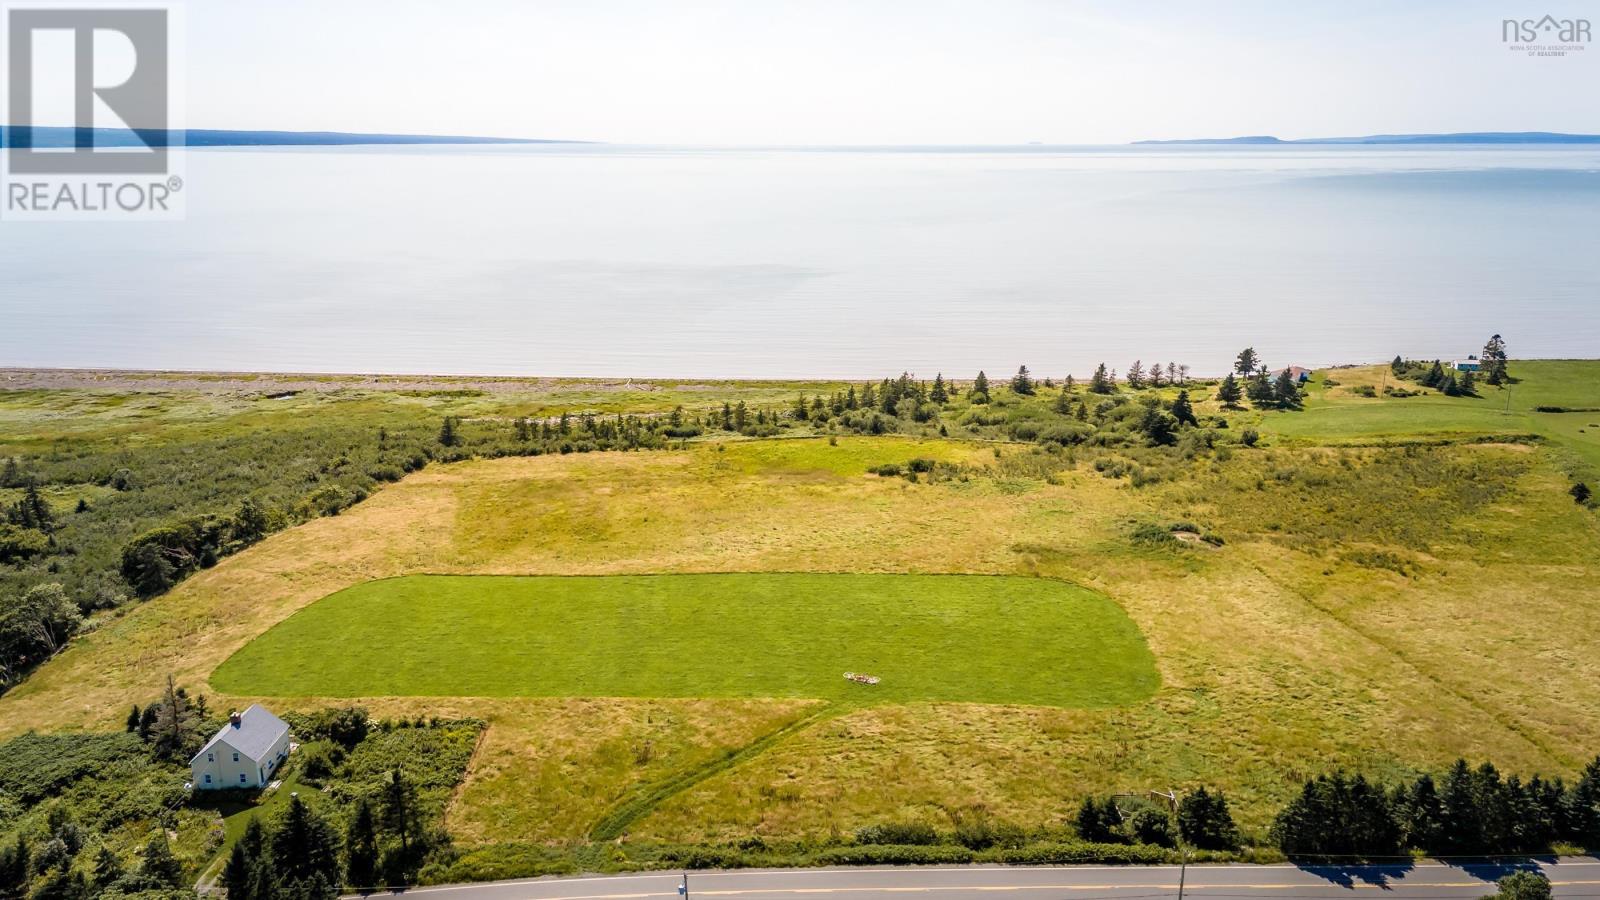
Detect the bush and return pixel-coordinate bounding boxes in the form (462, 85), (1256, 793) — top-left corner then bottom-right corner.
(1240, 429), (1260, 447)
(869, 463), (903, 477)
(993, 842), (1166, 865)
(952, 818), (1026, 850)
(815, 844), (973, 866)
(1485, 872), (1552, 900)
(854, 822), (940, 846)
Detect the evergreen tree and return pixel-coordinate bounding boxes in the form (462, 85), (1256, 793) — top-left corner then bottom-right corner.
(1125, 360), (1145, 389)
(1089, 364), (1114, 395)
(1170, 390), (1198, 427)
(1459, 371), (1477, 395)
(1573, 482), (1593, 505)
(139, 833), (184, 890)
(1481, 334), (1510, 385)
(1216, 373), (1243, 408)
(1274, 369), (1302, 408)
(1247, 369), (1275, 408)
(1148, 362), (1165, 387)
(381, 770), (419, 861)
(930, 374), (948, 404)
(1391, 355), (1405, 375)
(1395, 774), (1444, 852)
(1439, 759), (1482, 854)
(1053, 386), (1074, 414)
(436, 417), (460, 448)
(270, 794), (342, 894)
(0, 457), (19, 489)
(1075, 797), (1122, 844)
(222, 819), (265, 900)
(126, 704), (141, 732)
(1139, 406), (1178, 446)
(345, 798), (379, 891)
(1010, 366), (1035, 396)
(971, 371), (990, 404)
(1064, 374), (1077, 393)
(1178, 787), (1239, 850)
(1424, 360), (1445, 388)
(90, 845), (122, 890)
(1235, 347), (1260, 376)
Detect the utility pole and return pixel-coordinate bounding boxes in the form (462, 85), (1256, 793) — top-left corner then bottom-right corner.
(678, 872), (689, 899)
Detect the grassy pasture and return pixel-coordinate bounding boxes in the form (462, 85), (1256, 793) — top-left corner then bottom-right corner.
(211, 573), (1158, 707)
(4, 365), (1600, 850)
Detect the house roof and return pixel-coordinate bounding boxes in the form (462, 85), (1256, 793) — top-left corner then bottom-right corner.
(192, 703), (289, 764)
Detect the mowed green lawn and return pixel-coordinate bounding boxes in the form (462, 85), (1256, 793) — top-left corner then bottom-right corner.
(211, 574), (1158, 707)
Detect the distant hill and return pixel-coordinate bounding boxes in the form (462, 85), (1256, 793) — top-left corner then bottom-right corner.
(1134, 131), (1600, 145)
(0, 127), (584, 147)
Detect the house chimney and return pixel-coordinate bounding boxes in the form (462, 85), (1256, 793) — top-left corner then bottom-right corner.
(229, 710), (242, 726)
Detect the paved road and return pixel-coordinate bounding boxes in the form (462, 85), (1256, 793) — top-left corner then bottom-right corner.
(396, 858), (1600, 900)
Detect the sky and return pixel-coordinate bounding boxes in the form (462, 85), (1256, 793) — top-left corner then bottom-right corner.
(171, 0), (1600, 144)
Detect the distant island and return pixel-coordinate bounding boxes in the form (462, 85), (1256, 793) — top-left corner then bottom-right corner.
(0, 126), (584, 147)
(1134, 131), (1600, 145)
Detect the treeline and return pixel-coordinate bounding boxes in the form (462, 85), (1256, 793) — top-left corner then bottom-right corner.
(0, 407), (699, 690)
(1272, 756), (1600, 859)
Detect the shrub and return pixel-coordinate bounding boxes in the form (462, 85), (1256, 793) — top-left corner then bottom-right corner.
(854, 822), (940, 846)
(1240, 429), (1260, 447)
(815, 844), (973, 866)
(993, 842), (1166, 865)
(952, 818), (1026, 850)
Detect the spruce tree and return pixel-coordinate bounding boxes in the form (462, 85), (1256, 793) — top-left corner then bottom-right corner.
(1482, 334), (1509, 385)
(1235, 347), (1259, 376)
(1573, 483), (1593, 505)
(1274, 370), (1302, 408)
(436, 417), (460, 447)
(346, 798), (379, 891)
(971, 371), (990, 404)
(1126, 360), (1145, 389)
(1089, 364), (1114, 395)
(1217, 373), (1242, 408)
(271, 794), (342, 893)
(1010, 366), (1035, 396)
(140, 833), (184, 890)
(1247, 369), (1276, 408)
(1170, 390), (1198, 426)
(1391, 355), (1405, 375)
(930, 374), (947, 404)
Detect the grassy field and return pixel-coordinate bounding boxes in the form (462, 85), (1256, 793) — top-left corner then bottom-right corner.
(3, 363), (1599, 857)
(212, 574), (1158, 706)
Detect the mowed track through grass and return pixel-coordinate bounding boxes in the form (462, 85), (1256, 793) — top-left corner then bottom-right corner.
(212, 574), (1158, 707)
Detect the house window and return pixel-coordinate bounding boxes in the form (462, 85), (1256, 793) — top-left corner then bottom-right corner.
(232, 751), (239, 762)
(204, 774), (212, 784)
(207, 752), (214, 762)
(239, 773), (247, 784)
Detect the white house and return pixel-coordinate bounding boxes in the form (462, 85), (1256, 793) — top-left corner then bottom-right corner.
(190, 704), (291, 790)
(1450, 357), (1481, 372)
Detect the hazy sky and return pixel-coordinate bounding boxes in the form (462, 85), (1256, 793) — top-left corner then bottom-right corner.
(178, 1), (1600, 142)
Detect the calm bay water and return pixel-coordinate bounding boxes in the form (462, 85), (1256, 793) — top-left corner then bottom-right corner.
(3, 144), (1598, 379)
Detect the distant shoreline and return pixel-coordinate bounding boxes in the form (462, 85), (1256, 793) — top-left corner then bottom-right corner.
(1133, 131), (1600, 145)
(0, 126), (587, 147)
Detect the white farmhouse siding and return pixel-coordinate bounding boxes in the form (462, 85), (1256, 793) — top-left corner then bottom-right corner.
(190, 704), (291, 790)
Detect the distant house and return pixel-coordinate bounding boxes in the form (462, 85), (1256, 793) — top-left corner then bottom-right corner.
(1450, 357), (1481, 372)
(1276, 366), (1312, 384)
(190, 704), (291, 790)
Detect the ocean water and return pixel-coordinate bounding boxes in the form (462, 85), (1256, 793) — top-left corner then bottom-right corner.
(3, 144), (1598, 379)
